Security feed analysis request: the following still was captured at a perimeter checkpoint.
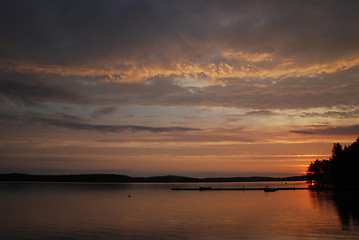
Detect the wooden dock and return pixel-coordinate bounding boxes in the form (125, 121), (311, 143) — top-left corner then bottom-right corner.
(171, 187), (309, 191)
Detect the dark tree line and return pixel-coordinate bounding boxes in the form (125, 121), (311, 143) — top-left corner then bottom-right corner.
(0, 173), (307, 183)
(307, 137), (359, 185)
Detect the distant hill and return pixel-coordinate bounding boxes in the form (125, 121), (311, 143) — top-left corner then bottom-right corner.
(200, 175), (307, 182)
(0, 173), (133, 182)
(0, 173), (307, 183)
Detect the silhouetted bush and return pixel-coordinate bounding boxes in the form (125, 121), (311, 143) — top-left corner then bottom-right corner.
(307, 137), (359, 186)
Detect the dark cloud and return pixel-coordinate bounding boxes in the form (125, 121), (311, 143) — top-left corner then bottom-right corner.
(0, 79), (86, 105)
(44, 120), (200, 133)
(289, 130), (316, 135)
(1, 66), (359, 110)
(0, 1), (358, 112)
(291, 125), (359, 135)
(316, 125), (359, 135)
(1, 0), (359, 66)
(91, 106), (117, 118)
(115, 70), (358, 110)
(0, 0), (189, 65)
(300, 110), (359, 119)
(245, 110), (278, 116)
(0, 111), (201, 133)
(44, 120), (201, 133)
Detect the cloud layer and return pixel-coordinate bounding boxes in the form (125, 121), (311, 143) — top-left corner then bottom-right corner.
(1, 0), (359, 176)
(0, 111), (200, 133)
(1, 0), (359, 111)
(1, 0), (359, 66)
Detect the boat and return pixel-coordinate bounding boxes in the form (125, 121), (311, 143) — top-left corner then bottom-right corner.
(264, 186), (278, 192)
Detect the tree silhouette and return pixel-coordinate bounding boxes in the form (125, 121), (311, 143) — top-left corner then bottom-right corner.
(307, 137), (359, 186)
(331, 137), (359, 185)
(306, 159), (331, 183)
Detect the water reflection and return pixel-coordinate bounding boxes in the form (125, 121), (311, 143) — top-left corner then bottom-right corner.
(332, 189), (359, 228)
(310, 189), (359, 230)
(1, 182), (359, 240)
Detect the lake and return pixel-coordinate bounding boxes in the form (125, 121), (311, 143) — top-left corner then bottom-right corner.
(0, 181), (358, 240)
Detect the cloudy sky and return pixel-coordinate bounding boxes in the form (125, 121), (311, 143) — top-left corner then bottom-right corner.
(1, 0), (359, 177)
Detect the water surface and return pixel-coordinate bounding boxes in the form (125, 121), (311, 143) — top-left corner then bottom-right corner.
(1, 181), (358, 239)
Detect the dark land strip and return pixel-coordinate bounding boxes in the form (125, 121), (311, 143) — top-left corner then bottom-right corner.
(0, 173), (307, 183)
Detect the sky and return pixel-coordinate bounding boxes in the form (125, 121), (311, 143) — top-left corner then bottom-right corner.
(1, 0), (359, 177)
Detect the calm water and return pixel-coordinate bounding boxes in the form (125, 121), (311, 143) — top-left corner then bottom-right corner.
(0, 181), (358, 240)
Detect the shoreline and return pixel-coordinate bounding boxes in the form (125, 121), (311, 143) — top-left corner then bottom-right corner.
(0, 173), (307, 183)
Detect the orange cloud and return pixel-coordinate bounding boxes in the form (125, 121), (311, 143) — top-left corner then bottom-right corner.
(2, 51), (359, 86)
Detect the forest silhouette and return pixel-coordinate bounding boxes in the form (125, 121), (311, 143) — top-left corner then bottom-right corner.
(307, 137), (359, 186)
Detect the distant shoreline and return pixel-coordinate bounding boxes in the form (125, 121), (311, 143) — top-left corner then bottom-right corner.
(0, 173), (307, 183)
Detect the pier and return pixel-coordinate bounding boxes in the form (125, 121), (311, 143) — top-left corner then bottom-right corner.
(171, 187), (309, 191)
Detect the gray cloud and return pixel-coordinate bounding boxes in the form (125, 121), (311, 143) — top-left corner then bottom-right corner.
(1, 0), (359, 67)
(0, 1), (359, 113)
(91, 106), (117, 118)
(316, 125), (359, 135)
(300, 109), (359, 119)
(0, 111), (201, 133)
(245, 110), (279, 116)
(1, 66), (359, 110)
(0, 79), (86, 106)
(291, 125), (359, 135)
(289, 130), (316, 135)
(42, 120), (201, 133)
(0, 0), (189, 65)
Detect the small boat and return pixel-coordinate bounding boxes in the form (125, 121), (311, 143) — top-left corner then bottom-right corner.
(264, 186), (278, 192)
(199, 186), (212, 191)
